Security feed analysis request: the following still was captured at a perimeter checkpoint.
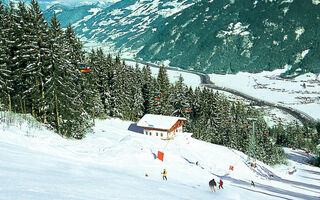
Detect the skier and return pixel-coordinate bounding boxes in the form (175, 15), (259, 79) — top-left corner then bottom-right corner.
(218, 179), (224, 189)
(251, 180), (255, 187)
(209, 178), (217, 192)
(161, 169), (167, 180)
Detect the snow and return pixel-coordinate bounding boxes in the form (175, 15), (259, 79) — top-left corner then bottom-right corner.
(295, 27), (305, 40)
(137, 114), (186, 130)
(216, 22), (250, 38)
(209, 70), (320, 120)
(110, 9), (124, 16)
(312, 0), (320, 5)
(281, 0), (293, 3)
(54, 9), (62, 14)
(1, 112), (320, 200)
(294, 49), (310, 64)
(72, 8), (102, 28)
(159, 1), (194, 18)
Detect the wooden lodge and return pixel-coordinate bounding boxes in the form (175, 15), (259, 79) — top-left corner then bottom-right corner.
(137, 114), (186, 140)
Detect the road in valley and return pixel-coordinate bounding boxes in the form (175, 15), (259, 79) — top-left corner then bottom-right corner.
(124, 59), (315, 124)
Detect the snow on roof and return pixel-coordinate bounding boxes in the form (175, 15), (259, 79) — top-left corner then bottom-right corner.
(137, 114), (186, 130)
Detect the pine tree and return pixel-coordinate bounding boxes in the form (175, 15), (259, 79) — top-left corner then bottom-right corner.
(45, 13), (91, 138)
(0, 3), (12, 111)
(170, 75), (187, 116)
(24, 0), (50, 121)
(129, 65), (144, 120)
(156, 64), (171, 115)
(141, 64), (154, 115)
(88, 48), (107, 119)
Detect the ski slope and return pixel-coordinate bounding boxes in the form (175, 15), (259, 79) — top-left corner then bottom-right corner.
(0, 113), (319, 200)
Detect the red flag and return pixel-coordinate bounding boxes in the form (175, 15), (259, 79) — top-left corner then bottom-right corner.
(157, 151), (164, 161)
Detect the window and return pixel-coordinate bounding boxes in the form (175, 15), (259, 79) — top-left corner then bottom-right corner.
(149, 132), (152, 136)
(161, 133), (163, 137)
(156, 133), (158, 136)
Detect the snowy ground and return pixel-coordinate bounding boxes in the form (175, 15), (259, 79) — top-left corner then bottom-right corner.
(0, 113), (319, 200)
(209, 70), (320, 120)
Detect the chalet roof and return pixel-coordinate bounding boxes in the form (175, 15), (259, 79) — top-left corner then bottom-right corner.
(137, 114), (186, 130)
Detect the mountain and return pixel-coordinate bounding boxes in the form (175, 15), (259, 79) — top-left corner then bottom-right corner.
(68, 0), (320, 75)
(70, 0), (196, 56)
(136, 0), (320, 74)
(1, 0), (114, 10)
(1, 0), (114, 25)
(43, 3), (102, 28)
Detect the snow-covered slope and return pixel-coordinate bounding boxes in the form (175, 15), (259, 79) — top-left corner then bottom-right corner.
(71, 0), (195, 56)
(1, 0), (114, 10)
(42, 4), (103, 28)
(136, 0), (320, 74)
(0, 112), (319, 200)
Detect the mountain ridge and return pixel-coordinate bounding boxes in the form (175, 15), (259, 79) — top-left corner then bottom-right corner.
(39, 0), (320, 75)
(136, 0), (320, 74)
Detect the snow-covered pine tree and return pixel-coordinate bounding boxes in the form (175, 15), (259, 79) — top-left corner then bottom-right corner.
(155, 64), (172, 115)
(141, 64), (154, 115)
(0, 3), (12, 111)
(183, 86), (195, 132)
(7, 2), (30, 113)
(169, 75), (187, 117)
(118, 64), (141, 121)
(109, 57), (125, 118)
(203, 89), (221, 143)
(187, 87), (203, 139)
(23, 0), (50, 121)
(131, 65), (144, 120)
(45, 13), (91, 138)
(88, 48), (107, 119)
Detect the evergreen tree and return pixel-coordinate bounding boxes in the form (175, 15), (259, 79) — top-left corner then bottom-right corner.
(156, 64), (171, 115)
(45, 13), (91, 138)
(89, 48), (107, 119)
(0, 3), (12, 111)
(141, 64), (154, 115)
(25, 0), (50, 121)
(131, 65), (144, 120)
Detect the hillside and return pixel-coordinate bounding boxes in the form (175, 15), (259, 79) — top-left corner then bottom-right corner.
(0, 112), (319, 200)
(69, 0), (195, 55)
(2, 0), (113, 11)
(43, 4), (102, 28)
(137, 0), (320, 74)
(38, 0), (320, 74)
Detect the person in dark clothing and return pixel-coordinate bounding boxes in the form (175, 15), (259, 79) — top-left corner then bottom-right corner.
(161, 169), (167, 180)
(209, 178), (217, 192)
(218, 179), (223, 189)
(251, 180), (255, 187)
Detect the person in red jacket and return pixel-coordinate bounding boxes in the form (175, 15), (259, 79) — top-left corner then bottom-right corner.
(219, 179), (223, 190)
(218, 179), (223, 189)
